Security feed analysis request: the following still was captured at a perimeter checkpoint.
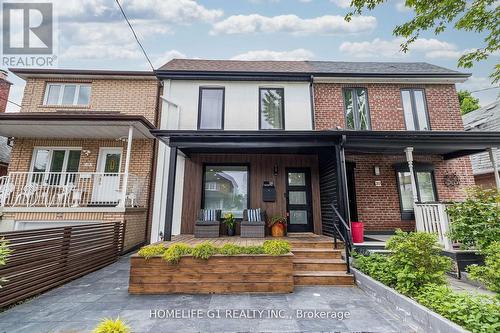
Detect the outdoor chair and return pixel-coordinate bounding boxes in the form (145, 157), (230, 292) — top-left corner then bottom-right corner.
(0, 177), (15, 207)
(241, 209), (266, 238)
(194, 209), (221, 238)
(13, 182), (39, 207)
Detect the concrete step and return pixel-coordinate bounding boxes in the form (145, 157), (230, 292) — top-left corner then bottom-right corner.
(293, 271), (355, 286)
(292, 248), (343, 259)
(293, 258), (347, 271)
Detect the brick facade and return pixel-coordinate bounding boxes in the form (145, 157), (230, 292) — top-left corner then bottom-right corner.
(314, 83), (464, 131)
(346, 154), (475, 231)
(0, 74), (11, 113)
(2, 74), (157, 246)
(20, 77), (158, 124)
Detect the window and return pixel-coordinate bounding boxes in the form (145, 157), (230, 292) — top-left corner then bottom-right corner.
(401, 89), (430, 130)
(395, 163), (437, 220)
(259, 88), (284, 130)
(31, 148), (81, 184)
(44, 83), (91, 106)
(198, 87), (224, 129)
(203, 165), (249, 218)
(343, 88), (371, 130)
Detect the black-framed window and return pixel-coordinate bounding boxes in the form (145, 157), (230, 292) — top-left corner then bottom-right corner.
(401, 89), (430, 131)
(198, 87), (224, 130)
(259, 88), (284, 130)
(395, 163), (437, 220)
(202, 165), (249, 218)
(343, 88), (371, 130)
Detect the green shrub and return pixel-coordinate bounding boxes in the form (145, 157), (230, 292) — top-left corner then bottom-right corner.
(447, 187), (500, 250)
(353, 252), (396, 287)
(415, 284), (500, 333)
(92, 317), (131, 333)
(219, 243), (243, 255)
(244, 245), (265, 254)
(191, 242), (219, 260)
(467, 241), (500, 295)
(137, 244), (166, 259)
(386, 230), (452, 296)
(354, 230), (452, 296)
(0, 238), (12, 288)
(262, 240), (291, 255)
(162, 243), (192, 263)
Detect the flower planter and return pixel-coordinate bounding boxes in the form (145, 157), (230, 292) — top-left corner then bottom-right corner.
(352, 268), (468, 333)
(129, 253), (294, 294)
(271, 223), (285, 237)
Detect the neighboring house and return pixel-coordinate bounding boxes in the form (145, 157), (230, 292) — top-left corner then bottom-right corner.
(463, 100), (500, 189)
(0, 70), (12, 176)
(0, 69), (159, 251)
(151, 59), (500, 243)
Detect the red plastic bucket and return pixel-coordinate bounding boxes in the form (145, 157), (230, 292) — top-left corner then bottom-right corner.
(351, 221), (364, 243)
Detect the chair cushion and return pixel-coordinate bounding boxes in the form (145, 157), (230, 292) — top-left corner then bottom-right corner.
(247, 208), (261, 222)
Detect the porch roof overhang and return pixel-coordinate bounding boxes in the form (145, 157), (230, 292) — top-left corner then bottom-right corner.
(0, 113), (155, 139)
(150, 130), (500, 159)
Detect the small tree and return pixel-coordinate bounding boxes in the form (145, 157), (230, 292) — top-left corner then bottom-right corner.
(447, 187), (500, 250)
(458, 90), (481, 115)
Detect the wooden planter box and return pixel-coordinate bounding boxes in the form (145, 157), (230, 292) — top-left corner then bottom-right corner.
(129, 254), (294, 294)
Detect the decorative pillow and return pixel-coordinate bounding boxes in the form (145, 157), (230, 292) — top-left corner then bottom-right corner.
(247, 208), (261, 222)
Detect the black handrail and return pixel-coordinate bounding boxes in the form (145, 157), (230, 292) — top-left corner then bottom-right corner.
(330, 203), (352, 273)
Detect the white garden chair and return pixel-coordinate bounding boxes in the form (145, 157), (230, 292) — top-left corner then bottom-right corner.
(0, 177), (15, 207)
(54, 183), (75, 207)
(13, 183), (39, 207)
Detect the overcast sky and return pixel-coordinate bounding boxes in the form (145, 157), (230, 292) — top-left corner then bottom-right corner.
(4, 0), (499, 112)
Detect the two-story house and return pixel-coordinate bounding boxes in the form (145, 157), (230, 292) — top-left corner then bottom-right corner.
(151, 59), (500, 246)
(0, 68), (159, 251)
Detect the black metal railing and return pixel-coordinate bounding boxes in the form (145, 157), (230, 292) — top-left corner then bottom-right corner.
(330, 203), (352, 273)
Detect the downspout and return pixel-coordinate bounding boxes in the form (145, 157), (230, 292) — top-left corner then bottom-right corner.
(309, 75), (315, 130)
(339, 135), (350, 224)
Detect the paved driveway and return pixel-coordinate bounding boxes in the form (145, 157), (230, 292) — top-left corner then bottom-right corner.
(0, 256), (418, 333)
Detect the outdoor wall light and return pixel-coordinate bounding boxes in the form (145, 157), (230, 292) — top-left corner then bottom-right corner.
(82, 149), (91, 156)
(273, 165), (279, 176)
(374, 166), (381, 176)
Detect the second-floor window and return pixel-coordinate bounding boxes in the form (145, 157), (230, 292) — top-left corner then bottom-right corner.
(44, 83), (91, 106)
(260, 88), (284, 130)
(343, 88), (371, 130)
(401, 89), (430, 131)
(198, 87), (224, 130)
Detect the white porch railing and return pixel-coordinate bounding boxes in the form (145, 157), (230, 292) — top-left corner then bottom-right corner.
(414, 202), (453, 250)
(0, 172), (147, 209)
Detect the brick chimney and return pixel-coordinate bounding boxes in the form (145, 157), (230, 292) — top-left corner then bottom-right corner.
(0, 69), (12, 113)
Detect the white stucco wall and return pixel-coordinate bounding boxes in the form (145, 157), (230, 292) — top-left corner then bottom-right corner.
(161, 79), (313, 130)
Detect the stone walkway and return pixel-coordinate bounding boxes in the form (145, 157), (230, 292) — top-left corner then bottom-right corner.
(0, 256), (418, 333)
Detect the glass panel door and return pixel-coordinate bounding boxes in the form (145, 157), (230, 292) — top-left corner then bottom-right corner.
(286, 168), (313, 232)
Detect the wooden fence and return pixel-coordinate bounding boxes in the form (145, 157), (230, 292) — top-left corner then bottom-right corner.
(0, 222), (125, 308)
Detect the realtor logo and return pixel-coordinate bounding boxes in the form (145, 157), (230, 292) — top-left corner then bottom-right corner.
(2, 2), (53, 54)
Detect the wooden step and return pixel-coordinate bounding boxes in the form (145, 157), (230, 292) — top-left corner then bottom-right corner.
(289, 241), (334, 249)
(293, 258), (347, 271)
(293, 271), (355, 286)
(291, 248), (342, 259)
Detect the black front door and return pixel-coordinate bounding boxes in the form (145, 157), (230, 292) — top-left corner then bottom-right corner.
(285, 168), (313, 233)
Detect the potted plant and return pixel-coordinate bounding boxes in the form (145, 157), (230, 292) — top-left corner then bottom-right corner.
(223, 212), (236, 236)
(268, 215), (287, 237)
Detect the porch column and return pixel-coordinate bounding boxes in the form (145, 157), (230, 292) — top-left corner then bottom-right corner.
(488, 147), (500, 190)
(163, 146), (178, 241)
(119, 125), (134, 208)
(404, 147), (421, 230)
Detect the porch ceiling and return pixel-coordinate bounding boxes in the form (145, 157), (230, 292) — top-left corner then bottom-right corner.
(151, 130), (500, 159)
(0, 113), (155, 139)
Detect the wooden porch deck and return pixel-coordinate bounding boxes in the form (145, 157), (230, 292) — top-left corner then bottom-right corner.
(162, 233), (337, 248)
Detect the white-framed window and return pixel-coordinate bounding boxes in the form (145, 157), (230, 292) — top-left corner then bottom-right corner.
(30, 148), (82, 184)
(44, 83), (91, 106)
